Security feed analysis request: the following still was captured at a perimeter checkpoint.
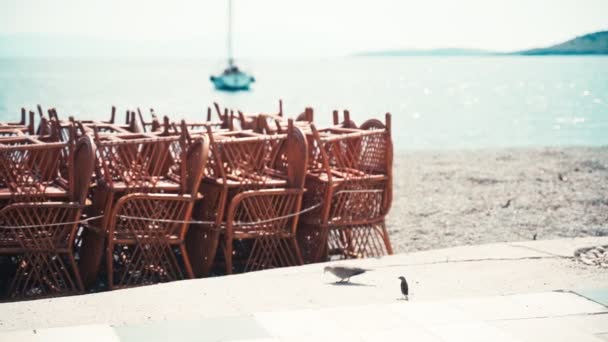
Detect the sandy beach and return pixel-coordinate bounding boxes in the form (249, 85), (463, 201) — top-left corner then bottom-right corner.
(388, 146), (608, 253)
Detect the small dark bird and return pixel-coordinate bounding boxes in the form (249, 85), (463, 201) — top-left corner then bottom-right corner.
(398, 276), (409, 300)
(324, 266), (368, 283)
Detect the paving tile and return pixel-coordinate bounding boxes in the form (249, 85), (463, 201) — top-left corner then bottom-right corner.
(360, 326), (442, 342)
(316, 304), (409, 334)
(449, 291), (608, 321)
(509, 312), (608, 337)
(0, 324), (119, 342)
(491, 317), (607, 342)
(254, 309), (356, 339)
(114, 316), (270, 342)
(226, 338), (280, 342)
(547, 313), (608, 335)
(387, 301), (477, 325)
(575, 288), (608, 307)
(277, 337), (348, 342)
(431, 320), (522, 342)
(596, 333), (608, 341)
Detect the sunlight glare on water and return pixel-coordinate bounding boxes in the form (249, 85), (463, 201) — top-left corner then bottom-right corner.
(0, 56), (607, 150)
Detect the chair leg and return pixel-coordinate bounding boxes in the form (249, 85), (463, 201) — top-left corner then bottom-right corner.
(180, 244), (195, 279)
(68, 252), (85, 292)
(7, 251), (82, 300)
(106, 240), (115, 290)
(224, 237), (233, 275)
(79, 190), (113, 289)
(290, 237), (304, 265)
(314, 226), (329, 263)
(379, 221), (393, 255)
(78, 228), (106, 289)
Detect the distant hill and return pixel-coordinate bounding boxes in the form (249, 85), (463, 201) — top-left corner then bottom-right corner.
(354, 31), (608, 57)
(517, 31), (608, 55)
(354, 48), (495, 57)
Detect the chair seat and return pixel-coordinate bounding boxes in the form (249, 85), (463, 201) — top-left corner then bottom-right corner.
(0, 233), (20, 253)
(101, 179), (181, 193)
(112, 233), (182, 244)
(306, 169), (387, 183)
(231, 229), (293, 239)
(204, 174), (287, 187)
(0, 185), (69, 200)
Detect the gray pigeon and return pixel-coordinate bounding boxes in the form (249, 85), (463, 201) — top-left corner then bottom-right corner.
(324, 266), (368, 283)
(399, 276), (409, 300)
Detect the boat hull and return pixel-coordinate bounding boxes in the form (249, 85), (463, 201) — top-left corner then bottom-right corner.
(210, 72), (255, 91)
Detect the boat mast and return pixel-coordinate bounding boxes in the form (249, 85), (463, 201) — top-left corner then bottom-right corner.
(227, 0), (233, 66)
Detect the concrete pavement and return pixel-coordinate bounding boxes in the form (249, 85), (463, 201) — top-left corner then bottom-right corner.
(0, 237), (606, 341)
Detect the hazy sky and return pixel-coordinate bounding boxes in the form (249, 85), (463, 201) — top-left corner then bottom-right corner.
(1, 0), (607, 57)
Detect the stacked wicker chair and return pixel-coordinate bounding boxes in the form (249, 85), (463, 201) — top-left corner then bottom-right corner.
(79, 124), (208, 290)
(297, 113), (394, 263)
(187, 120), (307, 275)
(0, 102), (393, 300)
(0, 120), (96, 300)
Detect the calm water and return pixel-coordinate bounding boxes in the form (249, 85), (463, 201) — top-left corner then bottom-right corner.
(0, 56), (606, 150)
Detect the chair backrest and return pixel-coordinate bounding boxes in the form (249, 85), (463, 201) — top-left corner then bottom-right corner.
(295, 107), (314, 123)
(0, 120), (95, 203)
(0, 108), (33, 134)
(94, 133), (176, 189)
(205, 128), (287, 187)
(359, 113), (393, 214)
(70, 135), (96, 204)
(182, 135), (209, 197)
(306, 114), (393, 221)
(0, 136), (67, 200)
(164, 115), (225, 135)
(332, 110), (358, 129)
(308, 123), (391, 180)
(236, 111), (257, 131)
(275, 120), (308, 189)
(93, 127), (202, 194)
(213, 103), (235, 130)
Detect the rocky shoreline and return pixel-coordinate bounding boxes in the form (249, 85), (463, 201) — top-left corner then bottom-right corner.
(576, 245), (608, 268)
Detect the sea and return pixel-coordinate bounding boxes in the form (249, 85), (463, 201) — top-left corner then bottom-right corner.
(0, 56), (606, 150)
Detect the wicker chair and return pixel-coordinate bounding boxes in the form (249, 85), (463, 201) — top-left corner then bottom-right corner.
(297, 114), (393, 263)
(53, 107), (139, 140)
(233, 100), (284, 133)
(0, 135), (95, 300)
(0, 126), (69, 204)
(0, 122), (71, 257)
(0, 109), (34, 135)
(187, 125), (300, 276)
(84, 128), (208, 289)
(221, 121), (308, 273)
(258, 107), (353, 135)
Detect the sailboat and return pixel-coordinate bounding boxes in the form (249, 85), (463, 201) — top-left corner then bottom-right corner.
(210, 0), (255, 91)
